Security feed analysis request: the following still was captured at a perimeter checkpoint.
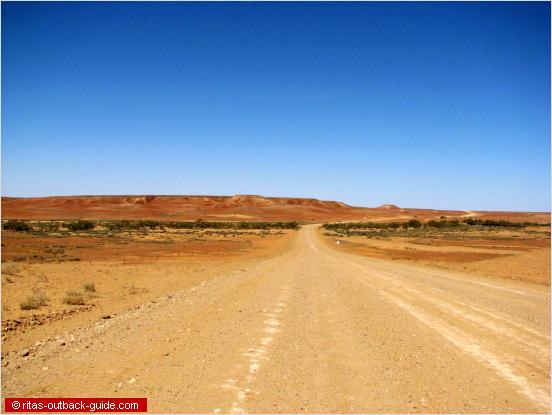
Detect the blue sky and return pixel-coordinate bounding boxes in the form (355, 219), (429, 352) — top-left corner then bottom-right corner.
(2, 2), (550, 211)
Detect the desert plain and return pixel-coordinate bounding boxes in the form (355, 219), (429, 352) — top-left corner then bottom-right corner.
(1, 195), (550, 413)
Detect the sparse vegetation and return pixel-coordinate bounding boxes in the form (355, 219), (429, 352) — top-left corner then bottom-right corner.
(462, 218), (549, 228)
(3, 220), (32, 232)
(2, 219), (300, 233)
(35, 221), (60, 232)
(323, 218), (550, 238)
(67, 220), (96, 231)
(63, 290), (86, 305)
(426, 219), (461, 228)
(127, 284), (148, 295)
(82, 282), (96, 292)
(403, 219), (422, 229)
(20, 291), (49, 310)
(104, 219), (299, 231)
(2, 263), (21, 276)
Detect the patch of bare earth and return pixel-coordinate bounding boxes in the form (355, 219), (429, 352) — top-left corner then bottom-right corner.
(1, 229), (296, 352)
(321, 228), (550, 285)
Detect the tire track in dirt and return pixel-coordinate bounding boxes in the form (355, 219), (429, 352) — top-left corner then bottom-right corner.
(349, 274), (550, 410)
(216, 286), (292, 414)
(346, 260), (548, 359)
(308, 226), (550, 411)
(316, 230), (549, 338)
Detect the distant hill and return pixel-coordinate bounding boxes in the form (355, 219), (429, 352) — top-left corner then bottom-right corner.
(1, 195), (549, 223)
(377, 204), (400, 210)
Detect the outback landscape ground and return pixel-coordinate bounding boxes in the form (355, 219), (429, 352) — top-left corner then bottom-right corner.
(1, 195), (550, 413)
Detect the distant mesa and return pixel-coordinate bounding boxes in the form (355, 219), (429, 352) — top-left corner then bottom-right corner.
(221, 195), (274, 208)
(123, 196), (157, 205)
(0, 195), (548, 224)
(378, 204), (399, 210)
(0, 194), (362, 221)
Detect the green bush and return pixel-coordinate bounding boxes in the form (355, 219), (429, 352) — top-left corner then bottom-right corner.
(426, 219), (459, 228)
(399, 220), (422, 229)
(67, 220), (95, 231)
(36, 221), (60, 232)
(463, 218), (525, 228)
(324, 217), (549, 234)
(3, 220), (32, 232)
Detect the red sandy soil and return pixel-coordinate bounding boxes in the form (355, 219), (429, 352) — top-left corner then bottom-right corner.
(2, 195), (549, 223)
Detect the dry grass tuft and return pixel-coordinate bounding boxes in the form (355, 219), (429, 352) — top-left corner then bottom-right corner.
(82, 282), (96, 292)
(20, 291), (49, 310)
(3, 264), (22, 276)
(63, 290), (86, 305)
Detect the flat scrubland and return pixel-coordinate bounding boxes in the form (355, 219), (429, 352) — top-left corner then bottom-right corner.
(321, 219), (551, 285)
(1, 220), (297, 353)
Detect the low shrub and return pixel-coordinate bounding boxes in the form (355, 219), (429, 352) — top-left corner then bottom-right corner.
(405, 219), (422, 229)
(3, 220), (32, 232)
(67, 220), (95, 232)
(104, 220), (299, 231)
(2, 264), (21, 276)
(36, 221), (60, 232)
(63, 290), (86, 305)
(82, 282), (96, 292)
(426, 219), (460, 228)
(20, 291), (49, 310)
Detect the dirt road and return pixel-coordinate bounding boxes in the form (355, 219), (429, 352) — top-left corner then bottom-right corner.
(3, 225), (550, 413)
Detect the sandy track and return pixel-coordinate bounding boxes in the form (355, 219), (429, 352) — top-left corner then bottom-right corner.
(3, 225), (550, 413)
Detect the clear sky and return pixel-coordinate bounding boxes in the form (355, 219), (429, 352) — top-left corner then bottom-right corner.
(2, 2), (550, 211)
